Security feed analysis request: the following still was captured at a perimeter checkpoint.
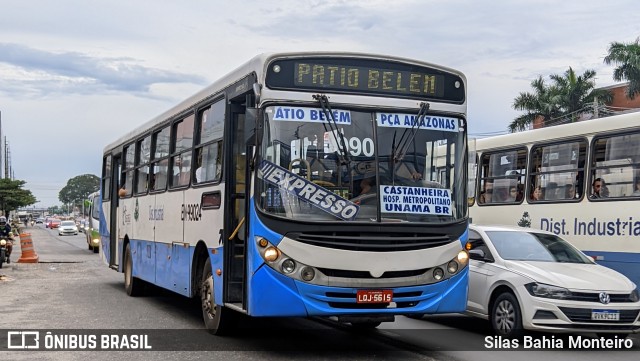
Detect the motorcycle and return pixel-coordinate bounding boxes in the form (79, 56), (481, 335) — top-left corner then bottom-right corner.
(0, 237), (10, 269)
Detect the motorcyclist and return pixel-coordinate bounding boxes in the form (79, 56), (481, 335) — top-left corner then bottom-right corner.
(0, 216), (13, 263)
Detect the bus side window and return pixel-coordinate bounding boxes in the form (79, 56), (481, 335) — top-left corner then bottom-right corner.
(592, 132), (640, 198)
(529, 140), (586, 203)
(479, 148), (526, 205)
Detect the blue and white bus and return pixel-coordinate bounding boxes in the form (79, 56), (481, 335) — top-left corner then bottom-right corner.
(100, 52), (470, 334)
(469, 111), (640, 285)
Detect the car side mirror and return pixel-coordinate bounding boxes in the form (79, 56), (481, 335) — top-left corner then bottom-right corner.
(469, 249), (489, 262)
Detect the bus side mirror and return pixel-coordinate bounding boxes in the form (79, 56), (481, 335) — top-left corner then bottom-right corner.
(244, 107), (263, 146)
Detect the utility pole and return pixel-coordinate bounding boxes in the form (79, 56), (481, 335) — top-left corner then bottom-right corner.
(5, 139), (11, 179)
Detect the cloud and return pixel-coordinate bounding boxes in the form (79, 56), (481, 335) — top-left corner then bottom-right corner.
(0, 43), (208, 98)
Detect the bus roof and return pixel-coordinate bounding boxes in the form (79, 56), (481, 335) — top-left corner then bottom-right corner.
(473, 111), (640, 151)
(103, 51), (467, 153)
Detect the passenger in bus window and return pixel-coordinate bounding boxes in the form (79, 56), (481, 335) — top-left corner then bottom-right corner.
(531, 186), (543, 201)
(493, 187), (509, 202)
(507, 186), (518, 202)
(632, 178), (640, 196)
(590, 178), (608, 198)
(565, 184), (576, 199)
(515, 184), (524, 202)
(479, 181), (493, 204)
(508, 185), (523, 202)
(359, 176), (375, 196)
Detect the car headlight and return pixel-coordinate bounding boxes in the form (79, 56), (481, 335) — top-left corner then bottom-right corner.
(630, 288), (639, 302)
(525, 282), (571, 299)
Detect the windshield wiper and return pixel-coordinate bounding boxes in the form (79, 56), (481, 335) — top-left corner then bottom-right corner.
(392, 102), (430, 164)
(313, 94), (351, 166)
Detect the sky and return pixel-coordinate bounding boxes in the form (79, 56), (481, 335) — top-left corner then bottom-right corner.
(1, 0), (639, 208)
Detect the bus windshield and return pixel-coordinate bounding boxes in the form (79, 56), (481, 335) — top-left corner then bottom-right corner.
(257, 105), (467, 223)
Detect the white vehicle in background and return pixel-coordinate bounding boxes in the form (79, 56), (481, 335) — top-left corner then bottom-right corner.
(467, 224), (640, 338)
(58, 221), (79, 236)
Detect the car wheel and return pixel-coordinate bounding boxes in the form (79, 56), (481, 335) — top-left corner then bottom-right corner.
(490, 292), (523, 338)
(124, 243), (145, 296)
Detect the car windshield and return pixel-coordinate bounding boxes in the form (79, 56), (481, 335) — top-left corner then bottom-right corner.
(60, 221), (75, 226)
(485, 230), (593, 264)
(256, 105), (467, 224)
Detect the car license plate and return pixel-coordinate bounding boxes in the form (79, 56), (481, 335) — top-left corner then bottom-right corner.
(356, 290), (392, 304)
(591, 309), (620, 321)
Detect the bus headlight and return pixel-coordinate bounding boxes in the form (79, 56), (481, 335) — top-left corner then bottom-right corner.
(433, 268), (444, 280)
(256, 237), (318, 284)
(281, 259), (296, 274)
(447, 261), (459, 274)
(457, 250), (469, 265)
(264, 247), (280, 262)
(301, 267), (315, 281)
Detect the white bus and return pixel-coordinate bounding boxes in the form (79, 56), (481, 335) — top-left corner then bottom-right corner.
(100, 52), (471, 334)
(85, 191), (100, 253)
(469, 111), (640, 285)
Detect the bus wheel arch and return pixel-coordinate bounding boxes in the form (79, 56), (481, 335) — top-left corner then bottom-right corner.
(191, 241), (209, 298)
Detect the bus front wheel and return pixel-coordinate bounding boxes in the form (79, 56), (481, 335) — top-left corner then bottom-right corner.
(124, 243), (144, 296)
(201, 258), (232, 335)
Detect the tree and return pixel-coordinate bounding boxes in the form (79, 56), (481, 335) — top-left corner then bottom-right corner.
(0, 178), (37, 215)
(59, 174), (100, 210)
(510, 76), (562, 132)
(604, 37), (640, 100)
(550, 67), (613, 123)
(510, 68), (612, 132)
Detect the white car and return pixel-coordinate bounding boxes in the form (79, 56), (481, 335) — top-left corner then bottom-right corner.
(467, 224), (640, 338)
(58, 220), (79, 236)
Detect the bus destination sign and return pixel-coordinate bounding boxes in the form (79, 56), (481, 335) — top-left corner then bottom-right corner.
(265, 57), (465, 102)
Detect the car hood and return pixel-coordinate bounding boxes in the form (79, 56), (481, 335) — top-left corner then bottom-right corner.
(504, 261), (635, 292)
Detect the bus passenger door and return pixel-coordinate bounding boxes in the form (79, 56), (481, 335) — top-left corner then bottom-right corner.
(225, 99), (250, 310)
(108, 154), (123, 269)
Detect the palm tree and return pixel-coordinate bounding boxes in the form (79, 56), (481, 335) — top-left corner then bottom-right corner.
(509, 76), (562, 132)
(604, 37), (640, 100)
(549, 67), (613, 124)
(510, 68), (612, 132)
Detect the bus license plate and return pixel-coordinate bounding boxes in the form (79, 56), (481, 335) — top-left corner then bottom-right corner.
(591, 310), (620, 321)
(356, 290), (393, 304)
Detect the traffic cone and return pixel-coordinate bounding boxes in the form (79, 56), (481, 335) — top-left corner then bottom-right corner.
(17, 233), (39, 263)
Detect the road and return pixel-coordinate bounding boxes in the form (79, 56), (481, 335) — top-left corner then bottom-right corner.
(1, 225), (637, 360)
